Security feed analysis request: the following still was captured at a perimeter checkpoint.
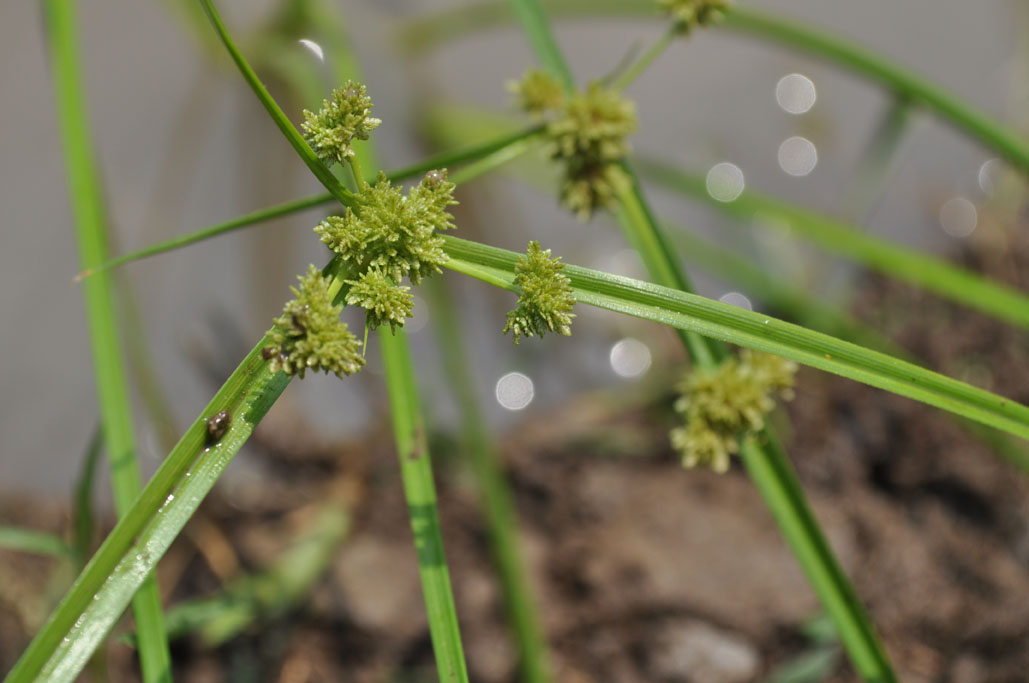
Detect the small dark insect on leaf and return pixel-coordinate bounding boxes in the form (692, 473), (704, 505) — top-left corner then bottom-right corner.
(206, 410), (231, 443)
(261, 346), (277, 360)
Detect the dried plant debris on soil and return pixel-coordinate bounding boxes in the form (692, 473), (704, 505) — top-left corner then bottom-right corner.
(3, 240), (1029, 682)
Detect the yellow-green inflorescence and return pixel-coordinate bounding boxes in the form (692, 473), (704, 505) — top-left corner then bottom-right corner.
(316, 169), (458, 287)
(345, 268), (414, 333)
(263, 265), (365, 379)
(510, 70), (637, 220)
(267, 83), (459, 380)
(503, 240), (576, 345)
(657, 0), (732, 35)
(301, 81), (381, 166)
(671, 350), (797, 473)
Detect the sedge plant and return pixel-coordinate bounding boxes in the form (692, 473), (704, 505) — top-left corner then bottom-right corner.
(10, 1), (1029, 682)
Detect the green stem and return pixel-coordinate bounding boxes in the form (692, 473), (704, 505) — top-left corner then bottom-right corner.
(348, 155), (369, 191)
(737, 434), (895, 683)
(427, 277), (552, 683)
(501, 3), (898, 679)
(79, 125), (543, 279)
(507, 0), (575, 92)
(610, 25), (677, 91)
(43, 0), (170, 679)
(610, 166), (721, 367)
(379, 329), (470, 683)
(838, 95), (913, 223)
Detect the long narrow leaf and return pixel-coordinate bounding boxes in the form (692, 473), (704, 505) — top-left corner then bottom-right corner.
(380, 330), (470, 683)
(43, 0), (170, 678)
(197, 2), (472, 676)
(427, 277), (552, 682)
(78, 125), (542, 279)
(0, 528), (73, 559)
(36, 361), (289, 683)
(443, 234), (1029, 446)
(640, 159), (1029, 332)
(4, 332), (293, 683)
(197, 0), (357, 209)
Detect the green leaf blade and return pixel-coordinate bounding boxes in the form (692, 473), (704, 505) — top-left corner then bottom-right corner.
(443, 235), (1029, 441)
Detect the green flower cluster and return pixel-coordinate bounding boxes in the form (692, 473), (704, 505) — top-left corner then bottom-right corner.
(301, 81), (381, 166)
(263, 265), (365, 379)
(345, 268), (414, 333)
(657, 0), (731, 35)
(510, 69), (566, 118)
(316, 171), (457, 285)
(670, 350), (797, 473)
(315, 169), (457, 332)
(503, 240), (576, 344)
(511, 70), (636, 220)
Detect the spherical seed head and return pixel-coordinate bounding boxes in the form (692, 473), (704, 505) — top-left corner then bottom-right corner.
(503, 241), (576, 344)
(670, 350), (797, 472)
(509, 68), (566, 118)
(344, 267), (415, 333)
(512, 74), (636, 220)
(266, 265), (365, 379)
(314, 170), (458, 286)
(301, 80), (382, 166)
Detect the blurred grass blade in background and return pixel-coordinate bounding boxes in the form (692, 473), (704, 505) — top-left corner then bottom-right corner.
(43, 0), (171, 679)
(428, 276), (553, 683)
(640, 158), (1029, 333)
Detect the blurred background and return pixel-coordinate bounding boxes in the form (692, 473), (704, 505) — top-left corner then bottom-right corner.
(2, 1), (1029, 681)
(2, 0), (1023, 495)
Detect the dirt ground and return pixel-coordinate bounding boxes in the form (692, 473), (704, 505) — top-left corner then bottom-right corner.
(3, 229), (1029, 683)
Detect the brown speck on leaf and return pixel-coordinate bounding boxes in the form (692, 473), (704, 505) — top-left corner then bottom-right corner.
(410, 424), (426, 460)
(206, 410), (231, 443)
